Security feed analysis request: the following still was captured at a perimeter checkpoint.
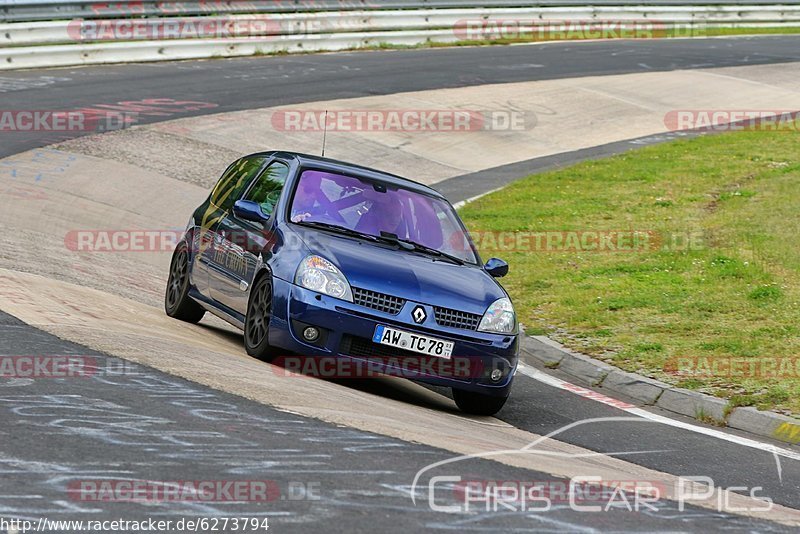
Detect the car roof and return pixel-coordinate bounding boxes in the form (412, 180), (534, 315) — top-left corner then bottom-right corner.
(249, 150), (446, 200)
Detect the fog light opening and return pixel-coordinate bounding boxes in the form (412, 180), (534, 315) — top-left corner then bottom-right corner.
(302, 326), (320, 342)
(490, 368), (503, 382)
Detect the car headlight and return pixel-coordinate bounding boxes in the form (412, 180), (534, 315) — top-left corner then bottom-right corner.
(295, 255), (353, 302)
(478, 297), (516, 334)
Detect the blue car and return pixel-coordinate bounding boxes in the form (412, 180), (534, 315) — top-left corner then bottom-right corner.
(165, 151), (518, 415)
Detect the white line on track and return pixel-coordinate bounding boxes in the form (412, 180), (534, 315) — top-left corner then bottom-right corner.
(517, 362), (800, 463)
(451, 187), (504, 210)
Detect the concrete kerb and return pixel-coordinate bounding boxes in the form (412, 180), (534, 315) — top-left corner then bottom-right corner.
(519, 334), (800, 445)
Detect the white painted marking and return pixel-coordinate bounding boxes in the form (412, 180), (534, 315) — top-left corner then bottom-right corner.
(452, 186), (504, 210)
(517, 362), (800, 463)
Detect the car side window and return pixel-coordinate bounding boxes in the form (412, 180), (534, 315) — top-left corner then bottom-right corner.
(244, 161), (290, 217)
(209, 156), (267, 211)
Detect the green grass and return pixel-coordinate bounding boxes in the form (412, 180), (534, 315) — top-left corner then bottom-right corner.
(458, 127), (800, 415)
(699, 26), (800, 37)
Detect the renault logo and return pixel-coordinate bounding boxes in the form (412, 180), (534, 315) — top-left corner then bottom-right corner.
(412, 306), (427, 324)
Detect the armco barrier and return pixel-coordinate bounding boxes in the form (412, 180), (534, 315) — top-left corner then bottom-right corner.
(1, 3), (799, 70)
(3, 1), (798, 23)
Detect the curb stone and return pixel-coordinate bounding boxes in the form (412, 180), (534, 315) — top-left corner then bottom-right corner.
(520, 335), (800, 446)
(729, 407), (800, 443)
(601, 369), (667, 405)
(655, 388), (728, 423)
(558, 351), (616, 386)
(520, 335), (568, 367)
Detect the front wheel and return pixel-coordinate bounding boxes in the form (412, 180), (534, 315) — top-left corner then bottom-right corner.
(165, 242), (205, 323)
(452, 388), (508, 416)
(244, 275), (279, 361)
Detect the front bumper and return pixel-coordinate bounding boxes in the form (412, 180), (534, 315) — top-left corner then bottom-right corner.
(268, 278), (518, 397)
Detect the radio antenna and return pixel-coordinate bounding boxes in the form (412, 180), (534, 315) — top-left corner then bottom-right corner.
(321, 110), (329, 157)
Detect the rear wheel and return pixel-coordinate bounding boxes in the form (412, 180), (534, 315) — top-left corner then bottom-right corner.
(452, 388), (508, 416)
(165, 242), (205, 323)
(245, 275), (279, 361)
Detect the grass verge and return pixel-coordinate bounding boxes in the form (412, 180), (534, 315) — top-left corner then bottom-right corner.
(458, 126), (800, 416)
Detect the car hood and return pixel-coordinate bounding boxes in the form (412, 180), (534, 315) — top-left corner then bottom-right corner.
(293, 226), (506, 313)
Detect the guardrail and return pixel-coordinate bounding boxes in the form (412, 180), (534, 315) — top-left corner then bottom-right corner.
(3, 1), (799, 23)
(1, 3), (799, 70)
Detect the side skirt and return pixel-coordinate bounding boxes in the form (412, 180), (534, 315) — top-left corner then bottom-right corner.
(188, 288), (246, 330)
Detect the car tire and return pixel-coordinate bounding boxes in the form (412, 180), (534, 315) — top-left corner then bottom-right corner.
(165, 242), (206, 323)
(452, 388), (508, 416)
(244, 274), (280, 361)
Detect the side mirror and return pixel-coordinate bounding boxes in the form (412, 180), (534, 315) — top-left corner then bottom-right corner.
(233, 199), (269, 223)
(484, 257), (509, 278)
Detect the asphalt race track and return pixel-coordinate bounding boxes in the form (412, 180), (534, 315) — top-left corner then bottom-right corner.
(3, 311), (793, 532)
(1, 36), (800, 532)
(4, 36), (800, 158)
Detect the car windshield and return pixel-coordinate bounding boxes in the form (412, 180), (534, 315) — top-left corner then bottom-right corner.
(289, 169), (478, 264)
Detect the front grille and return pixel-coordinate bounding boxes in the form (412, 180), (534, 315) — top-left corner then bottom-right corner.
(340, 335), (421, 359)
(352, 287), (405, 315)
(434, 306), (482, 331)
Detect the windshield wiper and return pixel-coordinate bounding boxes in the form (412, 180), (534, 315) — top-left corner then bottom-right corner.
(298, 221), (379, 242)
(379, 232), (465, 265)
(298, 223), (466, 265)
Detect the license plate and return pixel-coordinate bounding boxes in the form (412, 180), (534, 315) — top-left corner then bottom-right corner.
(373, 325), (453, 359)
